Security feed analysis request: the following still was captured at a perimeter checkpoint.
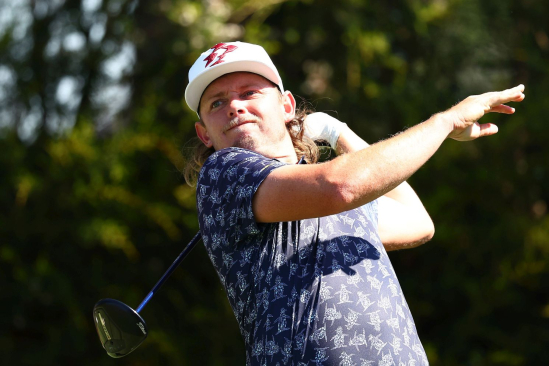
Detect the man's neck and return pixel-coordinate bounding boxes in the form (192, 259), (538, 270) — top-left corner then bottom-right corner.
(254, 138), (298, 164)
(271, 152), (298, 164)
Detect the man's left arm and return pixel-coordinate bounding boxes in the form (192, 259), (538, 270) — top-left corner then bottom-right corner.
(333, 121), (435, 251)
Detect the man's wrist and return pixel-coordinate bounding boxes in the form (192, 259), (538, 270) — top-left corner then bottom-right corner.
(430, 111), (455, 138)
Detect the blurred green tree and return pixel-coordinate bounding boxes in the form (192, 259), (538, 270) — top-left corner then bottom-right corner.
(1, 0), (549, 365)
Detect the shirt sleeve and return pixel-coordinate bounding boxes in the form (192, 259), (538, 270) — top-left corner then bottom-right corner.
(196, 147), (285, 246)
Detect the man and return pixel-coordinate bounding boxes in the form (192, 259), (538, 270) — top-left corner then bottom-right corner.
(184, 42), (524, 365)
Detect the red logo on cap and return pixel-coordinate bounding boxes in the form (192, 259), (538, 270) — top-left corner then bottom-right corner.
(204, 43), (238, 68)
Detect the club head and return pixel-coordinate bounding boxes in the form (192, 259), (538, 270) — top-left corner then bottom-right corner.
(93, 298), (148, 358)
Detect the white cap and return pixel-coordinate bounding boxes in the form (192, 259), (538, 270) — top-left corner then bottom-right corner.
(185, 42), (284, 114)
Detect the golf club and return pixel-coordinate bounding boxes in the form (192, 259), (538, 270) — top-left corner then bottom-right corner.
(93, 232), (202, 358)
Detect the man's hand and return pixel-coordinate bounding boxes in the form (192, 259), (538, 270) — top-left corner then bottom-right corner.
(446, 84), (525, 141)
(304, 112), (347, 149)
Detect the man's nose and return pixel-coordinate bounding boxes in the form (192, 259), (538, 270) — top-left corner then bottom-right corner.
(227, 98), (247, 117)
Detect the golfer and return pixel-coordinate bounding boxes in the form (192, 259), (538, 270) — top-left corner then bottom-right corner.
(184, 42), (524, 365)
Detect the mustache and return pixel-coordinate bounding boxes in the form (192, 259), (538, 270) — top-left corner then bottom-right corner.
(223, 115), (262, 132)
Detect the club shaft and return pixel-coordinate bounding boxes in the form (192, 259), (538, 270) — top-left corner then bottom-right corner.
(136, 232), (202, 313)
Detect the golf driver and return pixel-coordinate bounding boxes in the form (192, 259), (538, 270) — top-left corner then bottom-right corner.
(93, 232), (202, 358)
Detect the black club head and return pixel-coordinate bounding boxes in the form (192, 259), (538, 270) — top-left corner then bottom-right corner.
(93, 299), (148, 358)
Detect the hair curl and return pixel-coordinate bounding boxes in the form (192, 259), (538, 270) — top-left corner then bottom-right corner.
(182, 103), (319, 187)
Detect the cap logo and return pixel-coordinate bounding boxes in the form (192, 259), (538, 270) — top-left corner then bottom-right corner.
(204, 43), (238, 68)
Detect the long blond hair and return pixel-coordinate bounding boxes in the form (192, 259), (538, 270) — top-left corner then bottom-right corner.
(182, 104), (319, 187)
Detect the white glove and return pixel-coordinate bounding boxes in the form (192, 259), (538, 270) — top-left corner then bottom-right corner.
(303, 112), (347, 149)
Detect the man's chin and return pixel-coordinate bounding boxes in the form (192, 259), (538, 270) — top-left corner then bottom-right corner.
(232, 136), (259, 151)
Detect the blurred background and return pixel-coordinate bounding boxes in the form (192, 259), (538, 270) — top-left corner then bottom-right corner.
(1, 0), (548, 365)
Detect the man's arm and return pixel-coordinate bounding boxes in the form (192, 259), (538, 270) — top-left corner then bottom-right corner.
(335, 126), (434, 251)
(253, 85), (525, 224)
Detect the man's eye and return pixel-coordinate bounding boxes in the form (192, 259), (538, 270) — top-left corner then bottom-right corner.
(243, 90), (257, 97)
(211, 100), (222, 109)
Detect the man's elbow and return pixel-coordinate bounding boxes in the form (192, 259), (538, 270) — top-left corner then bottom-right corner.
(416, 217), (435, 245)
(383, 216), (435, 251)
(424, 217), (435, 241)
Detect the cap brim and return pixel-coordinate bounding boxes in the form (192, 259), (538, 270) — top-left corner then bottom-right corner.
(184, 60), (283, 113)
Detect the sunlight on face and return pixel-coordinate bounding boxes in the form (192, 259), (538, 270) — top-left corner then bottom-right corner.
(197, 72), (289, 153)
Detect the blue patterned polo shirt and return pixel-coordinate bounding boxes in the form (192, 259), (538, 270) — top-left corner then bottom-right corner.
(197, 147), (428, 366)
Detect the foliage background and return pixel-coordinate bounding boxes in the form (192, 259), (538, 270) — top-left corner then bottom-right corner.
(1, 0), (549, 365)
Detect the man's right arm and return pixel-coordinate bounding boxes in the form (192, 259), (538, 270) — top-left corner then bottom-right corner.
(252, 85), (525, 223)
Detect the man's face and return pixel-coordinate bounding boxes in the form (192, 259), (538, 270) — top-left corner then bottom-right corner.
(195, 72), (295, 153)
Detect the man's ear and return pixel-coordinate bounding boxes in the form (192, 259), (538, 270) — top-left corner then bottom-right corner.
(282, 91), (296, 124)
(195, 121), (213, 148)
